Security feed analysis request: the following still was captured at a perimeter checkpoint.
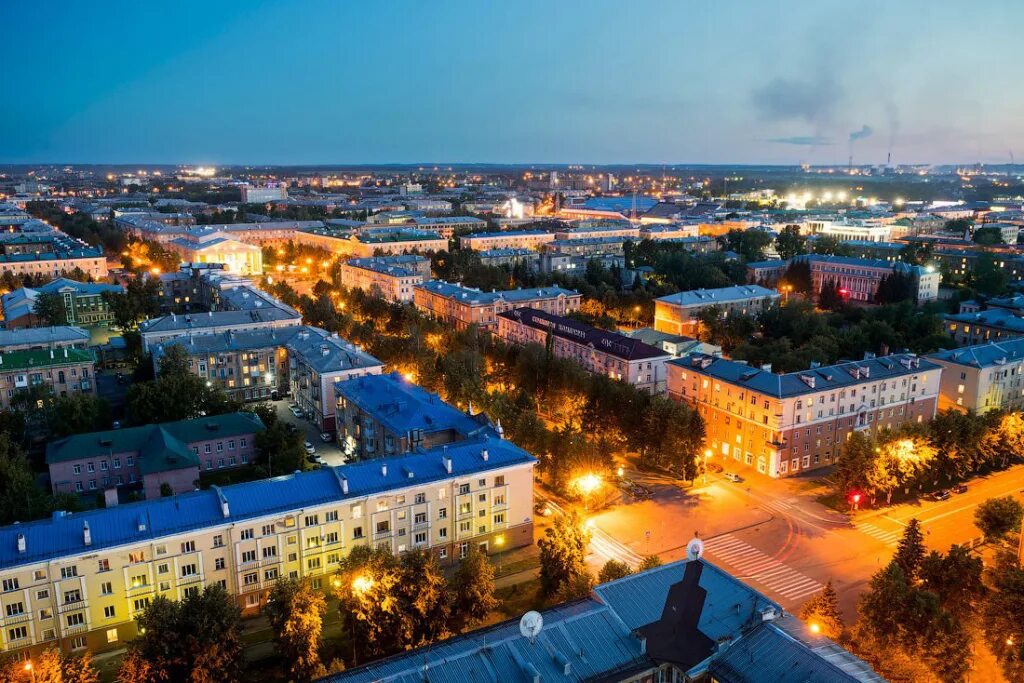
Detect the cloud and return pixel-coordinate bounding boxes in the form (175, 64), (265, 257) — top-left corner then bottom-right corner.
(767, 135), (833, 146)
(751, 75), (842, 125)
(849, 124), (873, 142)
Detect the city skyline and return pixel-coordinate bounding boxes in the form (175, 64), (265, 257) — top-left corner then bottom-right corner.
(3, 0), (1023, 166)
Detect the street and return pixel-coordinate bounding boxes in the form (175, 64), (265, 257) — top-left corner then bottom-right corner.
(270, 399), (348, 467)
(581, 464), (1024, 620)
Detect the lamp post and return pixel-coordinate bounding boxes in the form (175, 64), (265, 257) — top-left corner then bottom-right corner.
(703, 449), (712, 484)
(23, 661), (34, 683)
(495, 534), (506, 573)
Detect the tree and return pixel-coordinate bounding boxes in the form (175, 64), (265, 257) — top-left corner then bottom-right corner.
(720, 229), (773, 262)
(538, 509), (591, 597)
(974, 254), (1008, 297)
(874, 270), (915, 304)
(638, 397), (704, 477)
(638, 555), (663, 571)
(32, 291), (67, 325)
(396, 549), (451, 646)
(775, 225), (807, 260)
(799, 580), (843, 639)
(858, 561), (911, 640)
(255, 421), (308, 475)
(893, 518), (926, 582)
(126, 344), (240, 424)
(833, 431), (874, 503)
(598, 559), (633, 583)
(103, 277), (160, 331)
(974, 496), (1024, 541)
(450, 546), (498, 630)
(817, 278), (844, 310)
(919, 544), (985, 619)
(128, 585), (243, 683)
(779, 260), (812, 293)
(333, 546), (413, 660)
(972, 225), (1005, 245)
(983, 553), (1024, 681)
(265, 578), (327, 682)
(115, 650), (154, 683)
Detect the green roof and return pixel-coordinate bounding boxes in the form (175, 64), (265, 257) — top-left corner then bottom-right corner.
(0, 348), (95, 372)
(46, 412), (265, 474)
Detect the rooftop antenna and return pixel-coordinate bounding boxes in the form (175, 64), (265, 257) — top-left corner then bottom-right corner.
(519, 611), (543, 644)
(686, 531), (705, 561)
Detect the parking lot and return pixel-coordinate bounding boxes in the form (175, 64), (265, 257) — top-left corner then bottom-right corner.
(270, 399), (348, 467)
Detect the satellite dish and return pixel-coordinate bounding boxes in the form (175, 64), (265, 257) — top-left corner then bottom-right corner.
(520, 611), (544, 642)
(686, 534), (705, 561)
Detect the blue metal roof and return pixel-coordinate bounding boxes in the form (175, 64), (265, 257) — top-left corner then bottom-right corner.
(708, 622), (859, 682)
(0, 436), (533, 571)
(945, 309), (1024, 333)
(336, 372), (492, 439)
(928, 337), (1024, 368)
(668, 352), (939, 399)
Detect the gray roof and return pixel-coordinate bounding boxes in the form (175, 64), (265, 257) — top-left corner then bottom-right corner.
(670, 352), (939, 399)
(709, 621), (860, 682)
(499, 308), (671, 361)
(945, 310), (1024, 334)
(928, 338), (1024, 368)
(414, 280), (578, 305)
(656, 285), (780, 308)
(285, 329), (382, 375)
(0, 326), (90, 348)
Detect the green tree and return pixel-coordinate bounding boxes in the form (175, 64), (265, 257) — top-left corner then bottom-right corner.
(598, 559), (633, 583)
(858, 561), (911, 641)
(799, 580), (843, 639)
(974, 254), (1008, 296)
(919, 544), (985, 620)
(103, 277), (160, 331)
(450, 546), (498, 630)
(638, 397), (704, 477)
(974, 496), (1024, 541)
(638, 555), (663, 571)
(832, 431), (874, 503)
(333, 546), (413, 660)
(32, 291), (67, 325)
(265, 578), (327, 682)
(817, 278), (844, 310)
(775, 225), (807, 260)
(126, 344), (240, 424)
(893, 518), (926, 582)
(397, 549), (451, 646)
(973, 225), (1005, 245)
(983, 552), (1024, 681)
(115, 650), (154, 683)
(779, 260), (812, 293)
(538, 509), (591, 597)
(44, 393), (111, 437)
(128, 585), (243, 683)
(874, 270), (915, 304)
(255, 421), (308, 475)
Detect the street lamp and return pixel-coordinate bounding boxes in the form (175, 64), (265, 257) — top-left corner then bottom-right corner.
(352, 574), (374, 595)
(23, 661), (34, 683)
(495, 534), (506, 572)
(703, 449), (712, 484)
(573, 473), (602, 511)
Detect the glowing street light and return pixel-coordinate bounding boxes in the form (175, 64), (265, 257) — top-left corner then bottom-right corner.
(352, 574), (374, 595)
(809, 622), (821, 635)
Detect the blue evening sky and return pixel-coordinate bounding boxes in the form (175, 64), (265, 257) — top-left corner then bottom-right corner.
(2, 1), (1021, 165)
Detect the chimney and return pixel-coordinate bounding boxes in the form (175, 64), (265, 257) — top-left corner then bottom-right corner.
(381, 464), (388, 477)
(83, 521), (91, 546)
(64, 348), (68, 358)
(341, 475), (349, 494)
(17, 533), (26, 553)
(481, 449), (489, 462)
(444, 454), (452, 474)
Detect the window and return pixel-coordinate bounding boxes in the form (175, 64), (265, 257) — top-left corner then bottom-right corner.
(261, 524), (274, 536)
(495, 475), (505, 486)
(61, 566), (78, 579)
(376, 520), (390, 535)
(241, 528), (254, 540)
(8, 626), (27, 642)
(325, 510), (338, 522)
(439, 528), (447, 538)
(245, 594), (260, 608)
(71, 635), (87, 650)
(181, 541), (196, 554)
(100, 582), (113, 595)
(494, 513), (505, 524)
(213, 535), (224, 548)
(439, 548), (448, 559)
(66, 612), (85, 627)
(352, 526), (364, 539)
(126, 456), (134, 466)
(106, 628), (119, 644)
(262, 546), (277, 558)
(414, 493), (426, 504)
(214, 557), (226, 570)
(104, 605), (116, 619)
(459, 521), (471, 533)
(113, 458), (121, 469)
(36, 589), (49, 600)
(243, 573), (258, 586)
(73, 464), (81, 475)
(129, 551), (145, 563)
(241, 550), (257, 563)
(307, 557), (321, 570)
(414, 512), (427, 524)
(459, 483), (470, 495)
(180, 564), (197, 577)
(264, 568), (278, 581)
(2, 578), (19, 592)
(5, 602), (24, 617)
(100, 461), (108, 471)
(438, 507), (447, 519)
(414, 532), (427, 544)
(157, 563), (169, 575)
(304, 514), (319, 527)
(130, 574), (147, 588)
(133, 598), (150, 612)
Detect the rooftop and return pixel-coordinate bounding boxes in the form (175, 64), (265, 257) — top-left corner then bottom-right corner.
(945, 310), (1024, 333)
(928, 338), (1024, 368)
(0, 326), (90, 348)
(500, 307), (670, 361)
(336, 371), (493, 439)
(3, 436), (531, 570)
(670, 352), (940, 398)
(656, 285), (780, 308)
(0, 347), (95, 372)
(415, 280), (578, 305)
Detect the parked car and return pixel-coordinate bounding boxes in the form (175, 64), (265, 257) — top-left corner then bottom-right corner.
(723, 472), (742, 483)
(534, 502), (553, 517)
(290, 406), (304, 418)
(319, 432), (334, 443)
(304, 441), (316, 455)
(284, 423), (299, 435)
(314, 454), (327, 466)
(706, 462), (724, 474)
(305, 454), (318, 464)
(952, 483), (968, 494)
(928, 489), (951, 501)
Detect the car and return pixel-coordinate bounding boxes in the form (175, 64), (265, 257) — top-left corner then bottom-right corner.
(723, 472), (742, 483)
(534, 502), (553, 517)
(305, 454), (318, 464)
(952, 483), (968, 494)
(928, 489), (951, 501)
(706, 462), (724, 474)
(304, 441), (316, 455)
(284, 423), (299, 435)
(319, 432), (334, 443)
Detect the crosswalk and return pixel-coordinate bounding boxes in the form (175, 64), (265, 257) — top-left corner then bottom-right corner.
(760, 500), (792, 515)
(854, 522), (902, 546)
(703, 534), (823, 602)
(589, 527), (646, 566)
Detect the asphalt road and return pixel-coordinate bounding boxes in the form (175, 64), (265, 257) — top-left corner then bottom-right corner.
(583, 464), (1024, 620)
(270, 399), (348, 467)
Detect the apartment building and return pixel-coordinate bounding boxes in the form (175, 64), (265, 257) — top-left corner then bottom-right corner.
(406, 216), (485, 239)
(240, 183), (288, 203)
(543, 236), (627, 257)
(338, 255), (430, 303)
(553, 222), (640, 241)
(150, 326), (382, 420)
(335, 372), (497, 460)
(0, 225), (107, 280)
(413, 281), (582, 329)
(667, 353), (941, 478)
(458, 230), (555, 252)
(476, 248), (539, 270)
(944, 310), (1024, 346)
(796, 255), (940, 303)
(654, 285), (780, 337)
(47, 413), (264, 499)
(0, 438), (535, 657)
(806, 219), (893, 242)
(286, 330), (383, 432)
(166, 231), (263, 276)
(496, 308), (672, 393)
(0, 348), (96, 411)
(0, 327), (90, 352)
(639, 222), (701, 240)
(928, 339), (1024, 413)
(1, 279), (122, 329)
(296, 226), (448, 258)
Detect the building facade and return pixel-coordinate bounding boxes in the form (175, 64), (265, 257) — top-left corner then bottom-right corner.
(459, 230), (555, 252)
(796, 255), (940, 304)
(0, 440), (534, 657)
(928, 339), (1024, 413)
(667, 353), (941, 478)
(338, 256), (430, 303)
(47, 413), (264, 499)
(0, 348), (96, 411)
(1, 279), (122, 329)
(654, 285), (780, 337)
(496, 308), (672, 393)
(413, 281), (581, 329)
(944, 310), (1024, 346)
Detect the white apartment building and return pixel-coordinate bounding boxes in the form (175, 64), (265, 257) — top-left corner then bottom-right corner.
(928, 338), (1024, 413)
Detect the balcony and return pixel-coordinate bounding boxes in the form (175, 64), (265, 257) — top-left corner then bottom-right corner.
(63, 622), (88, 637)
(58, 598), (86, 614)
(2, 611), (32, 627)
(125, 583), (154, 598)
(240, 581), (263, 595)
(372, 530), (393, 542)
(177, 573), (204, 588)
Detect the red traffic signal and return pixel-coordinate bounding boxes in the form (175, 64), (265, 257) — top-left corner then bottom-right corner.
(850, 492), (861, 504)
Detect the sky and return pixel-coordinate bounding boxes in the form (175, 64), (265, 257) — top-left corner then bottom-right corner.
(2, 0), (1023, 166)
